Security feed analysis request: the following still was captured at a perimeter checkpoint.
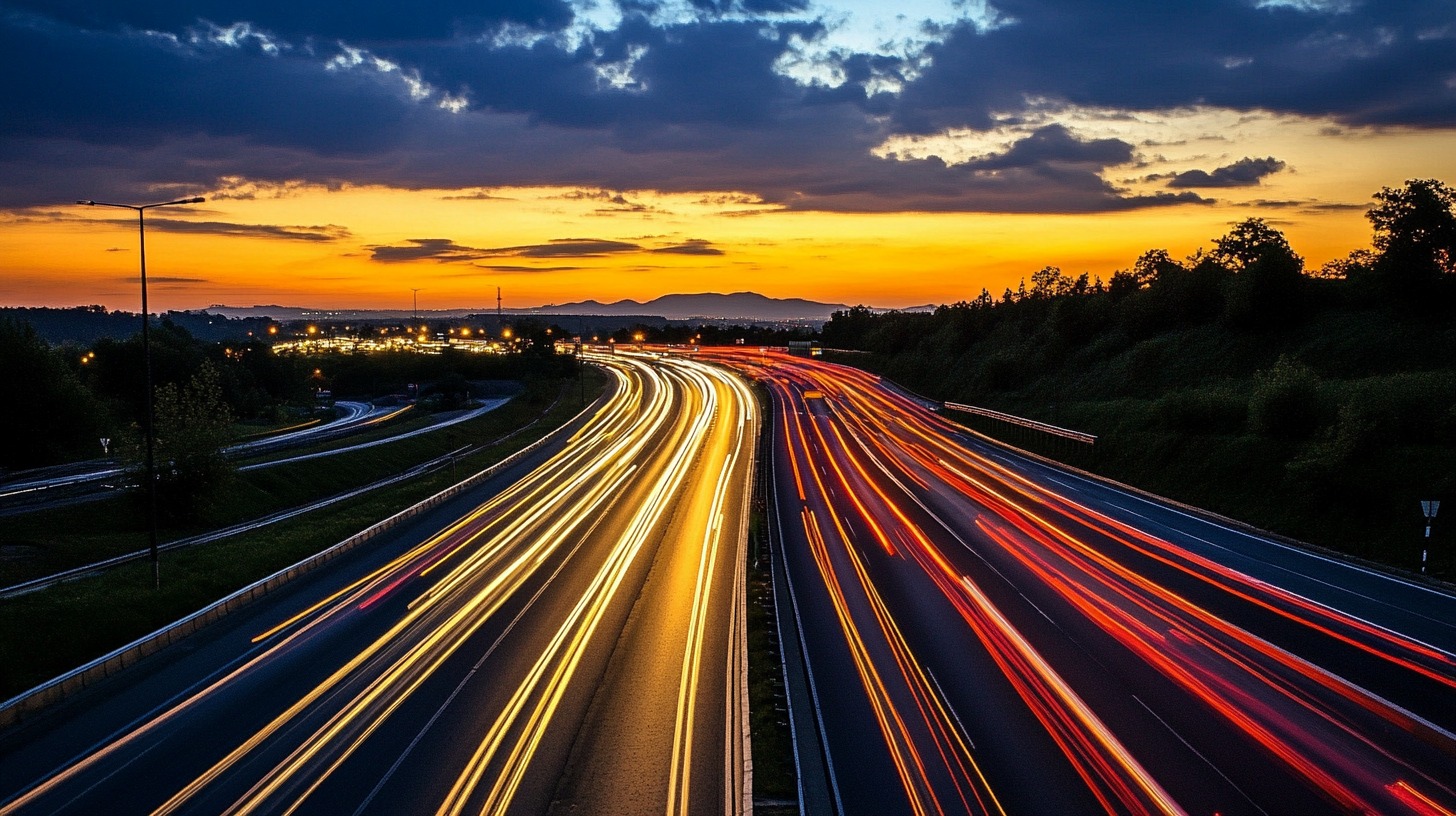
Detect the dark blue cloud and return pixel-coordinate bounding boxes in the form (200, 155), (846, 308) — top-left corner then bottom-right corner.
(0, 0), (1451, 216)
(651, 239), (724, 255)
(1167, 157), (1287, 189)
(0, 16), (421, 154)
(963, 125), (1133, 171)
(1, 0), (573, 42)
(893, 0), (1456, 132)
(369, 237), (645, 262)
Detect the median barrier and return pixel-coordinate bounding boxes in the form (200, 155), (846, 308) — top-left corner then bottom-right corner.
(0, 382), (611, 730)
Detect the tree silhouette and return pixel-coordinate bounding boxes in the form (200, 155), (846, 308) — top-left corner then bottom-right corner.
(1211, 218), (1301, 273)
(1364, 178), (1456, 298)
(1213, 219), (1306, 328)
(0, 320), (107, 468)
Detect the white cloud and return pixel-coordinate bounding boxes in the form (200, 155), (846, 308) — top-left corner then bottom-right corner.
(594, 44), (650, 91)
(1253, 0), (1356, 12)
(324, 42), (456, 107)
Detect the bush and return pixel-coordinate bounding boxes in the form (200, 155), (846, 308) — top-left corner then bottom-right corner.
(1334, 371), (1456, 445)
(1155, 387), (1248, 434)
(1249, 357), (1323, 439)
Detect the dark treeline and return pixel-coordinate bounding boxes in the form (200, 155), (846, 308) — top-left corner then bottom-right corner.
(0, 315), (576, 473)
(0, 305), (274, 345)
(0, 318), (314, 470)
(820, 179), (1456, 567)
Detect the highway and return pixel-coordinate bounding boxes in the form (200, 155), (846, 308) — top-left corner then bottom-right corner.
(0, 352), (758, 816)
(0, 399), (429, 515)
(703, 348), (1456, 816)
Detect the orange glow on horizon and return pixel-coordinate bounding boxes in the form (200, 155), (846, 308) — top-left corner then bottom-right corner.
(5, 117), (1455, 315)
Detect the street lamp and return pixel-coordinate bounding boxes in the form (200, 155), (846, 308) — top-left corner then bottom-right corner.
(77, 196), (205, 589)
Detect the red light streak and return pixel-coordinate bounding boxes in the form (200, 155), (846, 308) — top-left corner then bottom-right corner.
(701, 346), (1456, 816)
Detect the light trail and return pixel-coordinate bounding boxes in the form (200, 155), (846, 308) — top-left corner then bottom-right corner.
(703, 346), (1456, 816)
(1, 353), (758, 816)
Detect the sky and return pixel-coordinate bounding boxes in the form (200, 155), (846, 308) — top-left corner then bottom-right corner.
(2, 0), (1455, 312)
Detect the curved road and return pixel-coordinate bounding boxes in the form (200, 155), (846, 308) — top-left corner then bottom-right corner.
(705, 348), (1456, 816)
(0, 353), (758, 816)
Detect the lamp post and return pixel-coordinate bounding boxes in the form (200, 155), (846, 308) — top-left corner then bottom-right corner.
(78, 196), (205, 589)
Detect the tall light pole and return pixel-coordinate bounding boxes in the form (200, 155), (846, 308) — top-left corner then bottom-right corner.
(78, 196), (205, 589)
(411, 288), (422, 324)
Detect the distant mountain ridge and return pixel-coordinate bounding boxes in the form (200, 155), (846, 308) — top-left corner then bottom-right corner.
(540, 292), (851, 320)
(201, 291), (856, 322)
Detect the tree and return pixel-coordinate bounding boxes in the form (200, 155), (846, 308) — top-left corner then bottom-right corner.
(1248, 356), (1322, 440)
(1211, 219), (1306, 328)
(1364, 178), (1456, 297)
(145, 362), (235, 523)
(0, 319), (108, 468)
(1210, 218), (1302, 274)
(1030, 265), (1074, 299)
(822, 305), (877, 350)
(1315, 249), (1374, 281)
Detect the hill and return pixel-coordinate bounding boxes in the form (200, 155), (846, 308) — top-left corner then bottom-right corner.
(820, 191), (1456, 574)
(540, 292), (850, 321)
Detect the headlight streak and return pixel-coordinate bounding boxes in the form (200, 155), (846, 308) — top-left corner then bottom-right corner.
(1, 353), (756, 816)
(703, 347), (1456, 816)
(668, 422), (731, 816)
(688, 357), (762, 816)
(435, 358), (751, 816)
(149, 357), (677, 816)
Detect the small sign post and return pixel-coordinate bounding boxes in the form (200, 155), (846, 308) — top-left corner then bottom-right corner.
(1420, 500), (1440, 574)
(99, 437), (111, 457)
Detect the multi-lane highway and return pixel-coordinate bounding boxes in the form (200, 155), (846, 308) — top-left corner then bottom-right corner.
(704, 347), (1456, 816)
(0, 400), (410, 515)
(6, 343), (1454, 816)
(0, 353), (758, 816)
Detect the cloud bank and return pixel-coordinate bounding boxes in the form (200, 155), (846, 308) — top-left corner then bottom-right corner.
(2, 0), (1452, 213)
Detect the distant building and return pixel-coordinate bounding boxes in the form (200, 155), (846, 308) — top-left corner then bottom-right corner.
(787, 340), (822, 357)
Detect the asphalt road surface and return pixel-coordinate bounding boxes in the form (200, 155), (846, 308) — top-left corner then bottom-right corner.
(704, 347), (1456, 816)
(0, 352), (757, 816)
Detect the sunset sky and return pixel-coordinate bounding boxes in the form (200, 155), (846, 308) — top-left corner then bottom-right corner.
(3, 0), (1455, 312)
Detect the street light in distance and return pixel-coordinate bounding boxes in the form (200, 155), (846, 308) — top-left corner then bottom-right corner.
(77, 195), (206, 589)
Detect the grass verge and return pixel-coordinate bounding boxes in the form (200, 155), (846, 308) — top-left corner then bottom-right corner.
(0, 371), (604, 700)
(1, 377), (586, 586)
(747, 385), (798, 812)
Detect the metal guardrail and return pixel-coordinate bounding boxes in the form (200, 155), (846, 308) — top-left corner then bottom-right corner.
(0, 383), (610, 730)
(943, 401), (1098, 445)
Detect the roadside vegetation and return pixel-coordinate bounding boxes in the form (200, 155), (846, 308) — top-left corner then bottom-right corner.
(820, 179), (1456, 576)
(0, 376), (582, 587)
(746, 386), (797, 812)
(0, 369), (604, 699)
